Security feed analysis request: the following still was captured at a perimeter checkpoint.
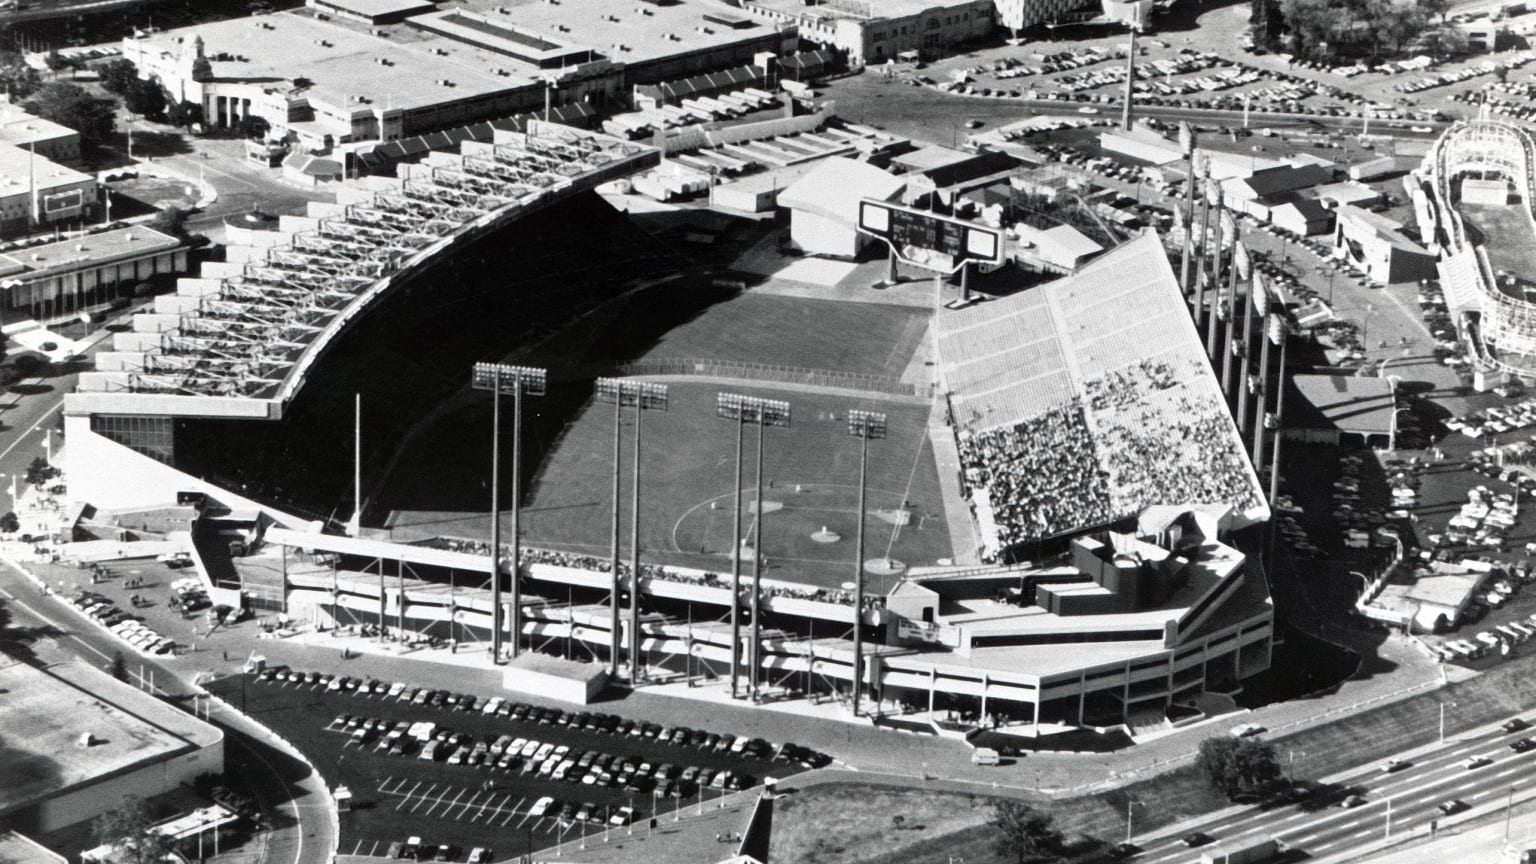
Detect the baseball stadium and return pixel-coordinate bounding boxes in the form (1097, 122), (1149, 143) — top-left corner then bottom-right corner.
(1412, 108), (1536, 377)
(62, 119), (1275, 737)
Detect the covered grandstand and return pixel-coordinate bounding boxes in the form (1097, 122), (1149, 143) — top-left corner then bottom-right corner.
(63, 123), (668, 519)
(935, 232), (1267, 560)
(1412, 110), (1536, 376)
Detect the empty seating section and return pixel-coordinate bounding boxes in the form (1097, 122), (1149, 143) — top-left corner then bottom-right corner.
(79, 126), (652, 403)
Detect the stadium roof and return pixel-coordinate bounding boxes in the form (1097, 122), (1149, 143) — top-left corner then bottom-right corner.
(0, 661), (221, 820)
(777, 156), (904, 225)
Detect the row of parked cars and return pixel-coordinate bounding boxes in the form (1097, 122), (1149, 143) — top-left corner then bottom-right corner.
(331, 710), (766, 798)
(254, 665), (834, 766)
(70, 591), (176, 655)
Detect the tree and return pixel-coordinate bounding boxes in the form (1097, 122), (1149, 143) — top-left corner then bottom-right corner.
(148, 206), (189, 236)
(25, 456), (58, 488)
(166, 99), (203, 130)
(22, 83), (116, 146)
(1197, 736), (1285, 800)
(123, 79), (166, 120)
(92, 794), (161, 864)
(0, 512), (17, 534)
(0, 64), (42, 102)
(110, 650), (128, 681)
(990, 800), (1065, 864)
(100, 58), (139, 96)
(1420, 0), (1451, 24)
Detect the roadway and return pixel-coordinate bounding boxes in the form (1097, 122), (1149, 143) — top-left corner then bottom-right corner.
(1130, 722), (1536, 862)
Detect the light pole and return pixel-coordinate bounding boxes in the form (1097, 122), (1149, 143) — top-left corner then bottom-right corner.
(471, 362), (547, 663)
(39, 427), (51, 466)
(1124, 798), (1141, 844)
(595, 378), (669, 686)
(716, 393), (790, 702)
(846, 409), (886, 717)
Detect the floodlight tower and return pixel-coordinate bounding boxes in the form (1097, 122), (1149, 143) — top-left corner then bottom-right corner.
(716, 393), (790, 702)
(471, 362), (547, 662)
(846, 409), (886, 718)
(596, 378), (669, 686)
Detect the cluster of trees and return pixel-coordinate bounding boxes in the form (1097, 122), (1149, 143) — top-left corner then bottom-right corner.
(992, 800), (1067, 863)
(1253, 0), (1458, 61)
(1196, 735), (1285, 800)
(101, 59), (203, 129)
(23, 82), (115, 147)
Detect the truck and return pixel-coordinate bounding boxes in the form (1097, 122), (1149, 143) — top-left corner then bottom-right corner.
(1198, 836), (1281, 864)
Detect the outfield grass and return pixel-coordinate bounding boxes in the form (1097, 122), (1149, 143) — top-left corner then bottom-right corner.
(635, 294), (931, 378)
(520, 382), (950, 590)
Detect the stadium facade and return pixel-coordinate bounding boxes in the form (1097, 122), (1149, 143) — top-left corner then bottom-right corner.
(1411, 111), (1536, 378)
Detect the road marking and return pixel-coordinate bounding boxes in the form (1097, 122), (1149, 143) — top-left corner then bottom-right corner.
(501, 798), (525, 827)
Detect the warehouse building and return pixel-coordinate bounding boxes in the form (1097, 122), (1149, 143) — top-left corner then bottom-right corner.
(0, 660), (224, 833)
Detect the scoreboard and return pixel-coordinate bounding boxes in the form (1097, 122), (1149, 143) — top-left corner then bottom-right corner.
(857, 199), (1004, 272)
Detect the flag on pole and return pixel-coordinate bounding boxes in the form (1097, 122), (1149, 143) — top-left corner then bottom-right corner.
(1253, 271), (1269, 316)
(1179, 121), (1194, 157)
(1267, 313), (1287, 345)
(1235, 242), (1253, 281)
(1264, 411), (1278, 430)
(1247, 374), (1261, 394)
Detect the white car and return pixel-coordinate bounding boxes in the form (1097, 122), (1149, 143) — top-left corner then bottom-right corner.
(529, 796), (555, 818)
(1230, 723), (1266, 738)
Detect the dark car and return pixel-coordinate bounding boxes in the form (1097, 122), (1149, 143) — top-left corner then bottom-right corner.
(434, 844), (457, 862)
(1505, 718), (1531, 733)
(1111, 842), (1142, 859)
(1181, 832), (1215, 848)
(1439, 799), (1467, 815)
(1511, 738), (1536, 753)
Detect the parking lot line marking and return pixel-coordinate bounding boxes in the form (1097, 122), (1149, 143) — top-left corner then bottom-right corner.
(472, 794), (503, 823)
(409, 783), (438, 814)
(454, 791), (482, 820)
(501, 798), (525, 827)
(429, 787), (466, 818)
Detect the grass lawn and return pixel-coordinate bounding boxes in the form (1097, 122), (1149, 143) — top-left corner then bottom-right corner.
(770, 784), (998, 864)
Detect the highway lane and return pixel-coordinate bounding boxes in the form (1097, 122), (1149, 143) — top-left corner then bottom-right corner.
(1130, 724), (1536, 861)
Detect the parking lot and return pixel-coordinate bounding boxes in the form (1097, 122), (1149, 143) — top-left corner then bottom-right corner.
(205, 669), (825, 861)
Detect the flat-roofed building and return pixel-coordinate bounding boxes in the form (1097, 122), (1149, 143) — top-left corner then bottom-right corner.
(0, 831), (66, 864)
(0, 143), (97, 237)
(0, 103), (81, 164)
(121, 7), (794, 151)
(0, 660), (223, 832)
(1333, 202), (1436, 285)
(306, 0), (437, 25)
(0, 226), (185, 318)
(738, 0), (993, 65)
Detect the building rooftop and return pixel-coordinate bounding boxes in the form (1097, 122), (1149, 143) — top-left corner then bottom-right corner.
(745, 0), (982, 23)
(1291, 373), (1397, 437)
(128, 12), (521, 116)
(0, 105), (76, 147)
(777, 156), (905, 225)
(0, 142), (90, 198)
(0, 831), (66, 864)
(0, 227), (179, 281)
(434, 0), (780, 71)
(316, 0), (437, 18)
(0, 660), (222, 820)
